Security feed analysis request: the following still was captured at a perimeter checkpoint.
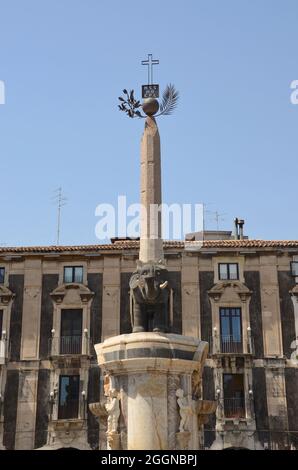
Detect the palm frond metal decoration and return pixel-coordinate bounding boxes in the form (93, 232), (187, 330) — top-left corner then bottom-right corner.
(118, 84), (179, 119)
(156, 84), (179, 117)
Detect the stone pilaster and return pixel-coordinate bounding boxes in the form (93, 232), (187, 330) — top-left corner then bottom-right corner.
(265, 365), (289, 449)
(181, 254), (200, 338)
(15, 369), (38, 450)
(101, 257), (120, 340)
(260, 255), (283, 356)
(21, 259), (42, 360)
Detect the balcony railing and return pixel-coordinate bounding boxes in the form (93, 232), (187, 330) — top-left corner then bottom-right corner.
(221, 397), (246, 419)
(221, 335), (243, 354)
(61, 335), (82, 354)
(49, 335), (92, 357)
(58, 399), (80, 420)
(209, 334), (254, 355)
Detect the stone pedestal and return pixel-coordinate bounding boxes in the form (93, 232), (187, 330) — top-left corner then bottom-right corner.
(94, 332), (212, 450)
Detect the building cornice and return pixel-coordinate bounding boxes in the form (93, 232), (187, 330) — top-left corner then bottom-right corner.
(0, 240), (297, 257)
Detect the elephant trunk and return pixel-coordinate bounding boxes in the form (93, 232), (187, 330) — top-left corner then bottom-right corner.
(144, 278), (158, 300)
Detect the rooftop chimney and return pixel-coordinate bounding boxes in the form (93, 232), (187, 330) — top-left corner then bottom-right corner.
(234, 218), (245, 240)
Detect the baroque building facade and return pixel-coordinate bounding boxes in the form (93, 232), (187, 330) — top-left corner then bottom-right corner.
(0, 234), (297, 450)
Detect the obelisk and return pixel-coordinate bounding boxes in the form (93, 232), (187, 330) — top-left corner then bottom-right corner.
(91, 57), (216, 451)
(139, 115), (163, 262)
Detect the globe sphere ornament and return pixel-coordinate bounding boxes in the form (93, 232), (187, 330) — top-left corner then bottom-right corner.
(142, 98), (159, 116)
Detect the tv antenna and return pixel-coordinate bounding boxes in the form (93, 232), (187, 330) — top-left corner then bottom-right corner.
(52, 187), (67, 245)
(211, 211), (226, 231)
(202, 202), (215, 232)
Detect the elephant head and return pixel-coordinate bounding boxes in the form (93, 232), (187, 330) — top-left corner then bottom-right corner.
(130, 261), (169, 302)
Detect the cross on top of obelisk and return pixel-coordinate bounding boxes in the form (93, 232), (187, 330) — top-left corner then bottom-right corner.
(141, 53), (159, 84)
(118, 55), (178, 117)
(141, 53), (159, 99)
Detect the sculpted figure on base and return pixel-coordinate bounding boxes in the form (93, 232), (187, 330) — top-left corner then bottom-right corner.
(129, 261), (170, 333)
(176, 388), (192, 432)
(105, 389), (120, 434)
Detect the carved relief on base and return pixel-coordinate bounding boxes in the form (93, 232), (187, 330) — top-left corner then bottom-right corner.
(89, 388), (121, 450)
(167, 374), (180, 450)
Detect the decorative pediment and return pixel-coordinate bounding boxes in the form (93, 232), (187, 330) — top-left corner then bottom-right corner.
(290, 285), (298, 297)
(0, 285), (15, 305)
(50, 283), (94, 304)
(208, 281), (252, 302)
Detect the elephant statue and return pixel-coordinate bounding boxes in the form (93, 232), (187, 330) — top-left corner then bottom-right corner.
(129, 261), (170, 333)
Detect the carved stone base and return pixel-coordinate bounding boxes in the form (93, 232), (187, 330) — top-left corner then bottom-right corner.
(95, 332), (212, 450)
(176, 431), (191, 450)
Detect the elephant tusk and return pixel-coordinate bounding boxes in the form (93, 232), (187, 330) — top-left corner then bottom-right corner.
(159, 281), (168, 290)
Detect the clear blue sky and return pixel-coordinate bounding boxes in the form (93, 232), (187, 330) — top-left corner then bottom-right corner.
(0, 0), (297, 246)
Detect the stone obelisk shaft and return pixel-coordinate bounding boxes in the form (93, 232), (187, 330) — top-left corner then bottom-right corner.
(139, 116), (163, 262)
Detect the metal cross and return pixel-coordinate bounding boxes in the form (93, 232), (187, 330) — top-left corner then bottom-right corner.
(141, 54), (159, 85)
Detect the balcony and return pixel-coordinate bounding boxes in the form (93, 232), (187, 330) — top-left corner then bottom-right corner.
(221, 397), (245, 419)
(60, 335), (82, 355)
(209, 334), (254, 356)
(49, 335), (93, 359)
(58, 399), (80, 420)
(221, 336), (243, 354)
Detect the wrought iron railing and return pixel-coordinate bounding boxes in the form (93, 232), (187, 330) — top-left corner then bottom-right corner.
(58, 399), (80, 420)
(221, 397), (246, 419)
(221, 335), (243, 354)
(61, 335), (82, 354)
(49, 335), (93, 356)
(209, 334), (254, 355)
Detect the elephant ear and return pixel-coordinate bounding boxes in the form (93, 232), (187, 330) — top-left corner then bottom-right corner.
(129, 273), (140, 290)
(157, 261), (166, 270)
